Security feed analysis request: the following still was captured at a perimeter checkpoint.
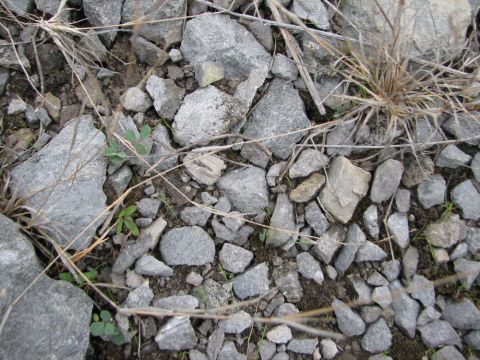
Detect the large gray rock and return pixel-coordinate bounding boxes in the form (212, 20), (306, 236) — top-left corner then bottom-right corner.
(155, 316), (197, 350)
(122, 0), (186, 47)
(320, 156), (371, 224)
(334, 223), (366, 276)
(266, 194), (295, 247)
(443, 112), (480, 145)
(417, 174), (446, 209)
(146, 76), (185, 120)
(332, 297), (366, 336)
(173, 86), (244, 146)
(419, 320), (461, 348)
(160, 226), (215, 265)
(219, 243), (253, 273)
(451, 180), (480, 220)
(436, 145), (472, 169)
(149, 125), (178, 171)
(292, 0), (329, 29)
(341, 0), (472, 61)
(434, 346), (466, 360)
(180, 14), (271, 81)
(289, 149), (329, 179)
(408, 275), (435, 307)
(389, 280), (420, 338)
(232, 262), (270, 300)
(242, 80), (310, 160)
(219, 310), (253, 334)
(0, 215), (92, 359)
(442, 297), (480, 330)
(313, 225), (346, 264)
(217, 166), (269, 213)
(2, 0), (33, 14)
(361, 318), (392, 353)
(10, 116), (107, 251)
(84, 0), (123, 47)
(425, 214), (467, 248)
(370, 159), (403, 203)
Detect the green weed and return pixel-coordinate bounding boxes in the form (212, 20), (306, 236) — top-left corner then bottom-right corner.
(58, 268), (97, 285)
(90, 310), (125, 346)
(116, 205), (139, 237)
(105, 125), (151, 164)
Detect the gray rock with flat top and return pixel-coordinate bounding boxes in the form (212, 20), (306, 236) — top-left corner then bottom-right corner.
(313, 225), (346, 264)
(232, 262), (270, 299)
(84, 0), (123, 47)
(370, 159), (403, 203)
(419, 320), (461, 348)
(292, 0), (329, 29)
(417, 174), (446, 209)
(436, 144), (472, 168)
(332, 297), (366, 336)
(289, 149), (329, 179)
(442, 297), (480, 330)
(266, 194), (295, 247)
(146, 76), (185, 119)
(155, 316), (197, 350)
(451, 179), (480, 220)
(335, 223), (366, 276)
(361, 318), (392, 353)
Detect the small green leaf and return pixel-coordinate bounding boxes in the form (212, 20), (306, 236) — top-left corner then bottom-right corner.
(85, 269), (97, 282)
(100, 310), (111, 321)
(122, 205), (137, 217)
(140, 125), (151, 140)
(90, 322), (105, 336)
(108, 141), (119, 151)
(110, 154), (125, 164)
(92, 313), (100, 322)
(125, 129), (136, 142)
(124, 217), (139, 237)
(104, 322), (116, 335)
(134, 143), (147, 156)
(116, 218), (124, 235)
(58, 272), (74, 283)
(111, 332), (125, 346)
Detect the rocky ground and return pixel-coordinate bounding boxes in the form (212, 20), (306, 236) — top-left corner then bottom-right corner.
(0, 0), (480, 359)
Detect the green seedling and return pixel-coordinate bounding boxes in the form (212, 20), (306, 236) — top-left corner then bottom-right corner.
(116, 205), (139, 237)
(258, 228), (268, 242)
(59, 269), (97, 285)
(194, 287), (208, 306)
(105, 140), (126, 164)
(90, 310), (125, 346)
(125, 125), (151, 155)
(156, 194), (178, 220)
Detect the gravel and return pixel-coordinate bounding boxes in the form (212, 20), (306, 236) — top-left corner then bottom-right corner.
(297, 252), (325, 285)
(451, 179), (480, 220)
(370, 159), (403, 203)
(289, 149), (329, 179)
(334, 223), (366, 277)
(332, 297), (366, 336)
(266, 194), (295, 247)
(135, 254), (173, 276)
(417, 174), (446, 209)
(419, 320), (461, 348)
(219, 243), (253, 273)
(313, 225), (346, 264)
(361, 318), (392, 353)
(232, 262), (270, 300)
(436, 144), (472, 168)
(155, 316), (198, 351)
(442, 297), (480, 330)
(390, 280), (420, 338)
(266, 325), (292, 344)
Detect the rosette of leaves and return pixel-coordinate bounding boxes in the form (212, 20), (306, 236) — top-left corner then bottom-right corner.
(90, 310), (124, 345)
(116, 205), (139, 237)
(105, 125), (151, 164)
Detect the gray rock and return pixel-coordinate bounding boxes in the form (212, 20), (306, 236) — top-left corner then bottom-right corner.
(389, 280), (420, 338)
(112, 236), (154, 274)
(180, 14), (271, 81)
(320, 156), (371, 223)
(10, 116), (107, 251)
(273, 262), (303, 303)
(413, 117), (444, 149)
(202, 279), (230, 308)
(146, 76), (185, 119)
(137, 198), (160, 219)
(402, 155), (434, 188)
(149, 125), (178, 171)
(451, 180), (480, 220)
(218, 341), (247, 360)
(434, 346), (466, 360)
(217, 166), (269, 213)
(135, 254), (173, 276)
(232, 262), (270, 300)
(84, 0), (123, 47)
(2, 0), (33, 14)
(0, 40), (31, 70)
(271, 54), (298, 81)
(160, 226), (215, 265)
(0, 215), (92, 360)
(417, 174), (446, 209)
(0, 68), (9, 96)
(367, 271), (389, 287)
(402, 246), (419, 280)
(155, 316), (197, 350)
(219, 310), (253, 334)
(325, 122), (354, 156)
(240, 142), (271, 169)
(381, 259), (401, 281)
(335, 223), (367, 276)
(356, 241), (388, 262)
(395, 188), (411, 212)
(289, 173), (326, 203)
(186, 272), (203, 287)
(289, 149), (329, 179)
(173, 86), (244, 146)
(363, 205), (380, 239)
(109, 166), (133, 195)
(292, 0), (329, 29)
(24, 106), (50, 127)
(313, 224), (346, 264)
(77, 30), (108, 63)
(275, 303), (300, 318)
(207, 328), (225, 360)
(348, 274), (372, 303)
(361, 318), (392, 353)
(419, 320), (461, 348)
(141, 217), (168, 248)
(304, 201), (329, 236)
(219, 243), (253, 273)
(169, 48), (182, 62)
(465, 331), (480, 351)
(267, 161), (287, 187)
(242, 80), (310, 159)
(180, 206), (211, 226)
(125, 281), (154, 308)
(370, 159), (403, 203)
(136, 218), (153, 228)
(122, 0), (186, 47)
(472, 153), (480, 182)
(442, 297), (480, 330)
(332, 297), (366, 336)
(408, 275), (435, 307)
(425, 213), (467, 248)
(450, 242), (469, 260)
(153, 295), (199, 310)
(132, 37), (169, 66)
(372, 286), (392, 309)
(195, 62), (225, 87)
(287, 338), (318, 354)
(387, 212), (410, 249)
(444, 112), (480, 145)
(189, 350), (208, 360)
(320, 338), (338, 359)
(266, 325), (292, 344)
(361, 306), (383, 324)
(266, 194), (295, 247)
(466, 227), (480, 253)
(297, 252), (324, 285)
(259, 340), (276, 360)
(8, 98), (27, 115)
(417, 306), (441, 326)
(369, 356), (393, 360)
(244, 21), (273, 51)
(222, 211), (245, 232)
(436, 145), (472, 168)
(120, 87), (152, 112)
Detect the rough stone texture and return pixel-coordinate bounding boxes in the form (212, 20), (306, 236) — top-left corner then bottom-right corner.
(259, 340), (276, 360)
(289, 173), (326, 203)
(425, 214), (467, 248)
(202, 279), (230, 308)
(313, 225), (346, 264)
(232, 262), (270, 300)
(466, 227), (480, 253)
(387, 212), (410, 248)
(124, 281), (154, 308)
(305, 201), (329, 236)
(297, 252), (324, 285)
(355, 241), (387, 262)
(153, 295), (199, 310)
(184, 153), (226, 186)
(0, 40), (31, 71)
(321, 339), (338, 359)
(240, 143), (271, 169)
(0, 215), (92, 360)
(473, 153), (480, 182)
(361, 318), (392, 353)
(180, 206), (211, 227)
(150, 125), (178, 171)
(348, 274), (373, 303)
(207, 328), (225, 360)
(266, 194), (295, 247)
(465, 331), (480, 351)
(173, 86), (244, 146)
(122, 0), (186, 47)
(390, 280), (420, 338)
(402, 155), (434, 188)
(363, 205), (380, 239)
(289, 149), (329, 179)
(326, 122), (354, 156)
(135, 254), (173, 276)
(395, 188), (411, 212)
(219, 243), (253, 273)
(372, 286), (392, 309)
(273, 262), (303, 303)
(320, 156), (371, 224)
(155, 316), (197, 350)
(292, 0), (329, 29)
(84, 0), (123, 47)
(10, 116), (107, 251)
(287, 338), (318, 354)
(133, 37), (169, 67)
(146, 76), (185, 119)
(382, 260), (401, 281)
(217, 166), (269, 213)
(444, 112), (480, 145)
(332, 297), (366, 336)
(218, 341), (247, 360)
(160, 226), (215, 266)
(335, 224), (366, 277)
(417, 174), (446, 209)
(195, 62), (225, 87)
(271, 54), (298, 81)
(408, 275), (435, 307)
(109, 166), (133, 196)
(370, 159), (403, 203)
(454, 259), (480, 289)
(242, 80), (310, 160)
(419, 320), (461, 348)
(436, 144), (472, 168)
(442, 297), (480, 330)
(342, 0), (472, 61)
(434, 346), (466, 360)
(451, 179), (480, 220)
(137, 198), (161, 219)
(2, 0), (33, 14)
(219, 310), (253, 334)
(180, 14), (271, 81)
(120, 87), (152, 112)
(417, 306), (441, 326)
(403, 246), (419, 280)
(266, 325), (292, 344)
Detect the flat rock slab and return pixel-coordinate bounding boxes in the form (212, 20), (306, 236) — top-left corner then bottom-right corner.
(232, 262), (270, 299)
(0, 214), (92, 359)
(84, 0), (123, 47)
(10, 115), (107, 251)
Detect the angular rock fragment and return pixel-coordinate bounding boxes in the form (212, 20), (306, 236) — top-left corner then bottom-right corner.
(266, 194), (295, 247)
(219, 243), (253, 273)
(451, 180), (480, 220)
(232, 262), (270, 300)
(155, 316), (198, 350)
(313, 225), (346, 264)
(146, 76), (185, 119)
(184, 153), (226, 186)
(289, 173), (325, 203)
(332, 297), (366, 337)
(84, 0), (123, 47)
(370, 159), (403, 203)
